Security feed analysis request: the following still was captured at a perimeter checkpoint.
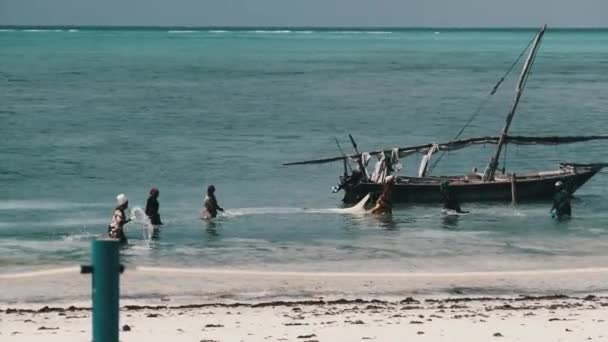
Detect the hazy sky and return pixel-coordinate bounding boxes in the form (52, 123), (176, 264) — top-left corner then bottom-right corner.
(1, 0), (607, 27)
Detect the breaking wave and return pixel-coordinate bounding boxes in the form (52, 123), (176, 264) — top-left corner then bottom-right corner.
(328, 30), (393, 35)
(248, 30), (292, 34)
(62, 232), (95, 242)
(22, 29), (65, 32)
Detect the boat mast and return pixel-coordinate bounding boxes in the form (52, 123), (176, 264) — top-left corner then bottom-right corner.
(482, 25), (547, 181)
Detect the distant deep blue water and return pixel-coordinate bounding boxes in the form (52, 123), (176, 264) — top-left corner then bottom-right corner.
(1, 27), (608, 275)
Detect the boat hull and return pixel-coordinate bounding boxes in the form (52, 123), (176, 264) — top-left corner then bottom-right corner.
(342, 165), (601, 204)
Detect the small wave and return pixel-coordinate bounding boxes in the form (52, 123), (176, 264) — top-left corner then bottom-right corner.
(125, 244), (154, 253)
(134, 266), (608, 278)
(0, 267), (79, 279)
(62, 232), (94, 242)
(0, 200), (105, 210)
(248, 30), (292, 34)
(22, 29), (64, 32)
(328, 30), (391, 35)
(242, 30), (312, 34)
(68, 29), (78, 32)
(54, 218), (108, 227)
(0, 29), (15, 32)
(0, 217), (106, 228)
(168, 30), (197, 33)
(208, 30), (228, 33)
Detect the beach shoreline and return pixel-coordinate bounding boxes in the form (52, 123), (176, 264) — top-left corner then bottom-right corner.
(3, 293), (608, 341)
(3, 267), (608, 341)
(3, 266), (608, 306)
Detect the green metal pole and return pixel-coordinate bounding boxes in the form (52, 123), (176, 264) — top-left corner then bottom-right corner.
(92, 239), (120, 342)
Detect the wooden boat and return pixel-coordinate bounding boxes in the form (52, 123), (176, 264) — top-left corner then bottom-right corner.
(337, 162), (604, 203)
(284, 26), (607, 204)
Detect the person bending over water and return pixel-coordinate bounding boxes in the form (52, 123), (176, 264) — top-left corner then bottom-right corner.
(145, 187), (163, 225)
(551, 181), (572, 219)
(202, 185), (224, 219)
(440, 181), (468, 214)
(370, 175), (395, 215)
(108, 193), (130, 243)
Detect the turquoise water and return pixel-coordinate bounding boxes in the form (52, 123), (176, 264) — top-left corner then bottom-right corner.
(1, 28), (608, 277)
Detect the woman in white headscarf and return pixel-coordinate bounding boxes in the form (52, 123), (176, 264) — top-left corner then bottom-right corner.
(108, 193), (130, 243)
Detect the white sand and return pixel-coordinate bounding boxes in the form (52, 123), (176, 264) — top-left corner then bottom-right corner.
(3, 295), (608, 341)
(3, 267), (608, 341)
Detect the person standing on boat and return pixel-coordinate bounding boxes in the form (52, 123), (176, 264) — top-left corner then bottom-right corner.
(551, 181), (572, 219)
(370, 175), (395, 215)
(108, 193), (130, 244)
(145, 187), (163, 226)
(202, 185), (224, 219)
(440, 181), (468, 214)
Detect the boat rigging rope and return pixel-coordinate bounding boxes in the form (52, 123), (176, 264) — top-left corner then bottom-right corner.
(503, 143), (508, 174)
(426, 32), (538, 175)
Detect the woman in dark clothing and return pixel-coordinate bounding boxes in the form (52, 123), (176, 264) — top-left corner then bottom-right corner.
(145, 187), (163, 225)
(202, 185), (224, 219)
(440, 181), (468, 214)
(551, 181), (572, 219)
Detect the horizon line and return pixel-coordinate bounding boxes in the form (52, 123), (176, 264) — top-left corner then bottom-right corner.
(2, 24), (608, 30)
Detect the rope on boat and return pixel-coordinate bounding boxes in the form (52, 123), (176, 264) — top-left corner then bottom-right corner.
(427, 32), (538, 175)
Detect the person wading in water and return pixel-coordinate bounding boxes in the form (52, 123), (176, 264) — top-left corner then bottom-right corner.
(370, 175), (395, 215)
(145, 187), (163, 225)
(108, 193), (130, 243)
(551, 181), (572, 220)
(202, 185), (224, 219)
(440, 181), (469, 214)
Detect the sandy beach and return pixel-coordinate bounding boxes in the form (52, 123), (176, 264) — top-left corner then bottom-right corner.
(3, 294), (608, 341)
(3, 267), (608, 341)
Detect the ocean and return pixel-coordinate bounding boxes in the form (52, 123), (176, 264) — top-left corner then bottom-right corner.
(1, 27), (608, 301)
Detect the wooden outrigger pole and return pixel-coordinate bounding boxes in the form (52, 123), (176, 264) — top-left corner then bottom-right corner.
(283, 135), (608, 166)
